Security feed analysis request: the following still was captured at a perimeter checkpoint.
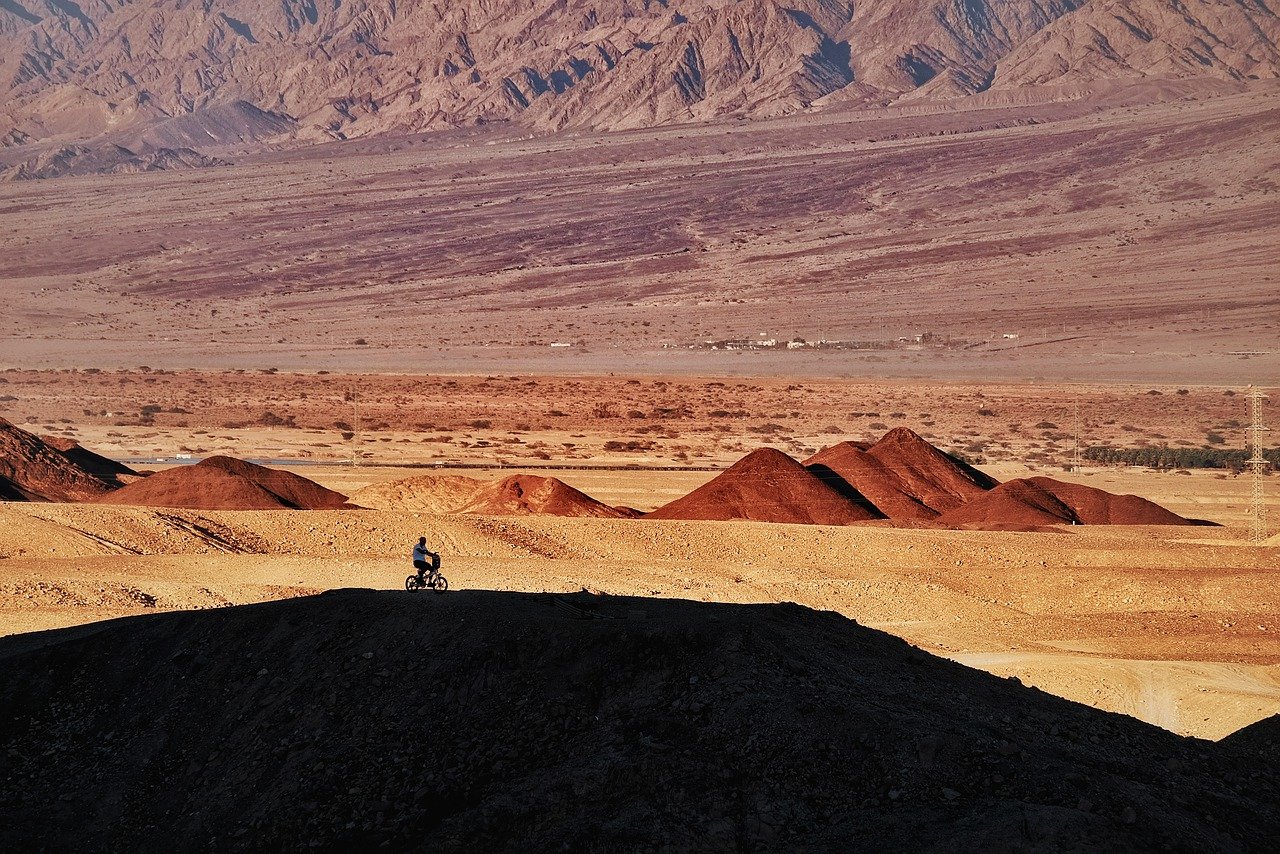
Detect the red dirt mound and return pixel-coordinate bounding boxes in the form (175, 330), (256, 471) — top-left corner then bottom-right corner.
(40, 436), (138, 484)
(937, 476), (1193, 527)
(646, 448), (882, 525)
(456, 474), (639, 518)
(805, 427), (997, 520)
(0, 418), (124, 502)
(95, 456), (349, 510)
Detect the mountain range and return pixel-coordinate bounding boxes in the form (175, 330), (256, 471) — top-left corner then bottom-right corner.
(1, 0), (1276, 154)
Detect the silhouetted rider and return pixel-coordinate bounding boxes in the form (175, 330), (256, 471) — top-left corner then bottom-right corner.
(412, 536), (440, 582)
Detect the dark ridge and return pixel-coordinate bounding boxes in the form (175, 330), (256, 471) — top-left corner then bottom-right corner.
(0, 590), (1274, 851)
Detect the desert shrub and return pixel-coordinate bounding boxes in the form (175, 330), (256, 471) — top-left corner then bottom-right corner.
(468, 419), (492, 429)
(868, 422), (888, 430)
(1205, 432), (1226, 445)
(603, 440), (654, 452)
(1034, 421), (1057, 429)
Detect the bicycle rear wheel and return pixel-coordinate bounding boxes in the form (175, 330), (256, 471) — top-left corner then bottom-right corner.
(405, 575), (420, 591)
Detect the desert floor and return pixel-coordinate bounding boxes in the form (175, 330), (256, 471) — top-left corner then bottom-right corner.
(2, 453), (1277, 742)
(4, 370), (1279, 740)
(2, 86), (1277, 382)
(4, 369), (1275, 473)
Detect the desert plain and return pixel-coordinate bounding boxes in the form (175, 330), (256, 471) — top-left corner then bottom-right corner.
(2, 4), (1280, 842)
(1, 367), (1277, 745)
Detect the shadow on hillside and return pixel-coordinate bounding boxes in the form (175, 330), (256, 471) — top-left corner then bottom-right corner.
(0, 589), (1275, 852)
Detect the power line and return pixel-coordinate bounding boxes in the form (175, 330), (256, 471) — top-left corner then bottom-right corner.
(1246, 386), (1271, 544)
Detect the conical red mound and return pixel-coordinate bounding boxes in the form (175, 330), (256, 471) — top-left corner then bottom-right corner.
(645, 448), (881, 525)
(96, 456), (349, 510)
(937, 477), (1193, 527)
(457, 474), (638, 518)
(0, 418), (125, 502)
(805, 428), (997, 521)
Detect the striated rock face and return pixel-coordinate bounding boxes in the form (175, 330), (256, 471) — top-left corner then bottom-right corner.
(993, 0), (1280, 89)
(2, 0), (1273, 150)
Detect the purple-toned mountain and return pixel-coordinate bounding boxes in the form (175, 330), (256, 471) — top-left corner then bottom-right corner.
(2, 0), (1272, 158)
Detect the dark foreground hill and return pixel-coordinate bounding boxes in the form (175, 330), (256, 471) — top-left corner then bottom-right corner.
(0, 591), (1274, 851)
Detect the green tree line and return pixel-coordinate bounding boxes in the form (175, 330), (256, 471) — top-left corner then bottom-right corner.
(1084, 446), (1279, 471)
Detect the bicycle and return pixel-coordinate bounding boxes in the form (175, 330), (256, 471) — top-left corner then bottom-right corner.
(405, 568), (449, 593)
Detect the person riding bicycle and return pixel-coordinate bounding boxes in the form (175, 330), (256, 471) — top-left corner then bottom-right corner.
(412, 536), (440, 583)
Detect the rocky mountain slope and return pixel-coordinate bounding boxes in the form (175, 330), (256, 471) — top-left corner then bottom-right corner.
(993, 0), (1280, 88)
(0, 0), (1274, 155)
(1, 590), (1275, 851)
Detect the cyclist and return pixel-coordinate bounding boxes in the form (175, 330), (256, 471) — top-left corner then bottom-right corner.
(411, 536), (440, 584)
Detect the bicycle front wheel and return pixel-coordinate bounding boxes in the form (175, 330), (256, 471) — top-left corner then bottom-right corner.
(431, 574), (449, 593)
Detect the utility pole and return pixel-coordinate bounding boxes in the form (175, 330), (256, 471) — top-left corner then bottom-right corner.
(1072, 399), (1082, 472)
(1246, 386), (1270, 544)
(345, 389), (362, 467)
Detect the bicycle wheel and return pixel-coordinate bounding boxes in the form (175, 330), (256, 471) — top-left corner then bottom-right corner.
(431, 574), (449, 593)
(405, 575), (420, 591)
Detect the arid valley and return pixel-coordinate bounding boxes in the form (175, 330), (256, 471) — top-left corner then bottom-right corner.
(3, 0), (1280, 849)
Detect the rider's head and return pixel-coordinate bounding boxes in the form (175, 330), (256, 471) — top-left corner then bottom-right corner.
(418, 536), (426, 545)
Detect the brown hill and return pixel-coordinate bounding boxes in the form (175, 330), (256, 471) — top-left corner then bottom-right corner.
(805, 428), (998, 521)
(95, 456), (349, 511)
(0, 418), (124, 501)
(2, 0), (1273, 151)
(350, 474), (488, 513)
(2, 591), (1277, 851)
(993, 0), (1280, 90)
(351, 472), (635, 518)
(455, 474), (638, 518)
(646, 447), (882, 525)
(937, 476), (1194, 527)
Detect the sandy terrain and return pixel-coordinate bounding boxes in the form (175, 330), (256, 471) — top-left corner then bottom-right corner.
(2, 87), (1277, 382)
(2, 478), (1275, 741)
